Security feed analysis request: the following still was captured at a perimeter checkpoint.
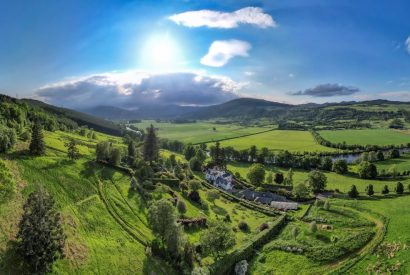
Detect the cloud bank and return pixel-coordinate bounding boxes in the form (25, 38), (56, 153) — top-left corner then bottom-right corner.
(169, 7), (275, 29)
(201, 40), (251, 67)
(35, 71), (244, 109)
(291, 83), (360, 97)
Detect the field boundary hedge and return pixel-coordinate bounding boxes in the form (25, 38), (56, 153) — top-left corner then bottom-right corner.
(209, 215), (287, 275)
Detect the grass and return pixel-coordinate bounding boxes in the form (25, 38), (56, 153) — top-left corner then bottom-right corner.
(216, 130), (336, 152)
(347, 195), (410, 274)
(318, 129), (410, 146)
(131, 120), (272, 144)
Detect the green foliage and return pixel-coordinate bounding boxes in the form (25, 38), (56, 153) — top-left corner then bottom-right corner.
(29, 122), (45, 156)
(357, 161), (377, 179)
(17, 189), (65, 274)
(238, 221), (250, 232)
(183, 144), (196, 161)
(176, 200), (186, 215)
(64, 139), (80, 160)
(206, 189), (220, 203)
(189, 156), (202, 171)
(365, 184), (374, 196)
(382, 185), (390, 195)
(332, 159), (348, 174)
(266, 172), (273, 184)
(188, 179), (201, 192)
(0, 160), (16, 203)
(200, 220), (235, 259)
(395, 182), (404, 194)
(148, 199), (177, 244)
(0, 125), (17, 152)
(309, 221), (317, 233)
(143, 125), (159, 162)
(348, 185), (359, 198)
(293, 183), (310, 200)
(321, 157), (333, 171)
(307, 170), (327, 193)
(274, 172), (284, 184)
(247, 163), (265, 186)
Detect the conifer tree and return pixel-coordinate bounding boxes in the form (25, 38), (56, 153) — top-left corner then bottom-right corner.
(29, 122), (45, 156)
(65, 139), (80, 160)
(17, 189), (65, 274)
(143, 125), (158, 163)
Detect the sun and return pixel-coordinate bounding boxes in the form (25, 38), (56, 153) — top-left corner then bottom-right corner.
(141, 34), (183, 70)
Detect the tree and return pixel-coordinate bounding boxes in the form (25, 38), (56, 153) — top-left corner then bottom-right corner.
(206, 189), (220, 204)
(176, 200), (187, 215)
(65, 139), (80, 160)
(96, 141), (111, 162)
(284, 168), (294, 186)
(247, 164), (265, 186)
(266, 172), (273, 184)
(389, 149), (400, 159)
(109, 147), (122, 166)
(388, 165), (398, 179)
(128, 141), (137, 160)
(382, 185), (389, 195)
(307, 170), (327, 193)
(200, 220), (235, 259)
(357, 161), (377, 179)
(29, 122), (45, 156)
(183, 144), (196, 161)
(143, 124), (159, 162)
(234, 260), (248, 275)
(189, 157), (202, 172)
(148, 199), (176, 245)
(321, 157), (333, 171)
(293, 183), (310, 200)
(332, 159), (348, 174)
(195, 148), (207, 163)
(17, 189), (65, 274)
(309, 221), (317, 233)
(348, 185), (359, 198)
(396, 182), (404, 194)
(365, 184), (374, 196)
(188, 179), (201, 192)
(274, 172), (284, 184)
(0, 125), (17, 153)
(376, 150), (385, 161)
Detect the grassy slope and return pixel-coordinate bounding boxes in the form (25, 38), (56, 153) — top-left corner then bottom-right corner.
(0, 131), (169, 275)
(218, 130), (336, 152)
(318, 129), (410, 146)
(227, 162), (410, 194)
(348, 196), (410, 274)
(132, 120), (271, 144)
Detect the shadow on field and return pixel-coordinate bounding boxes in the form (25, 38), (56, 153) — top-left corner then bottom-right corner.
(0, 240), (26, 275)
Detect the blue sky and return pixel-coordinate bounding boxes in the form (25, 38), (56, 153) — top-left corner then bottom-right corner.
(1, 0), (410, 107)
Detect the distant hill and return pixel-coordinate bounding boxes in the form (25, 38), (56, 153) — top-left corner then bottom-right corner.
(22, 99), (123, 136)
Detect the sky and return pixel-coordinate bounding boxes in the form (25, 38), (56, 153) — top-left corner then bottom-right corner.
(1, 0), (410, 108)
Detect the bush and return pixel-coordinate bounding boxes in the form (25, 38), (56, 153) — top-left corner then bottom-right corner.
(0, 160), (16, 203)
(176, 200), (187, 215)
(142, 180), (155, 190)
(382, 185), (389, 195)
(188, 190), (201, 203)
(395, 182), (404, 194)
(238, 221), (250, 232)
(365, 184), (374, 196)
(348, 185), (359, 198)
(259, 223), (269, 231)
(0, 125), (17, 153)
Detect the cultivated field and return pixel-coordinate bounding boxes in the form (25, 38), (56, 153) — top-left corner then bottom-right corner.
(131, 120), (271, 144)
(216, 130), (336, 152)
(318, 129), (410, 146)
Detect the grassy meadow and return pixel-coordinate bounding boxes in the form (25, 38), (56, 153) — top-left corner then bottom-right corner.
(131, 120), (272, 144)
(318, 129), (410, 146)
(217, 130), (336, 152)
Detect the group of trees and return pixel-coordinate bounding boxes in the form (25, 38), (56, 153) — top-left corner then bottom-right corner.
(96, 141), (124, 166)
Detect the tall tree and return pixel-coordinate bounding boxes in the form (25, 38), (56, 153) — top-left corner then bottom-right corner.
(29, 122), (45, 156)
(348, 185), (359, 198)
(17, 189), (65, 274)
(200, 220), (235, 259)
(307, 170), (327, 193)
(64, 139), (80, 160)
(148, 199), (177, 245)
(247, 163), (265, 186)
(183, 144), (196, 161)
(128, 141), (137, 160)
(143, 125), (158, 163)
(365, 184), (374, 196)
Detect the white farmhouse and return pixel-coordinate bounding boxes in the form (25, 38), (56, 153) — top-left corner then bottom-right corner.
(205, 168), (233, 190)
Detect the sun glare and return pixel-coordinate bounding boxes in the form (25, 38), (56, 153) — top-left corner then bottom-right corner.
(141, 34), (183, 70)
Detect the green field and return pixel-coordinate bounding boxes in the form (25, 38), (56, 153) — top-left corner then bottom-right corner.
(216, 130), (336, 152)
(131, 120), (272, 144)
(318, 129), (410, 146)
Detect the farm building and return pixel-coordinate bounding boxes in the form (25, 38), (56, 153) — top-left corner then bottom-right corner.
(205, 167), (233, 190)
(237, 189), (298, 210)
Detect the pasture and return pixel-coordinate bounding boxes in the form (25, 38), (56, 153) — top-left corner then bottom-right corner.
(318, 129), (410, 146)
(216, 130), (336, 152)
(131, 120), (271, 144)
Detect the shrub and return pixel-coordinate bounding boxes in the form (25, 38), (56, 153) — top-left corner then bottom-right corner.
(395, 182), (404, 194)
(224, 214), (231, 222)
(259, 223), (269, 231)
(238, 221), (250, 232)
(176, 200), (187, 215)
(365, 184), (374, 196)
(274, 172), (284, 184)
(348, 185), (359, 198)
(142, 180), (155, 190)
(309, 221), (317, 233)
(188, 190), (201, 203)
(332, 159), (348, 174)
(357, 161), (377, 179)
(382, 185), (389, 195)
(0, 160), (16, 203)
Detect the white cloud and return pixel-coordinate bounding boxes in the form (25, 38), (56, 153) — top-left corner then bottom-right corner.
(244, 71), (255, 76)
(35, 71), (245, 108)
(169, 7), (276, 29)
(200, 40), (251, 67)
(406, 36), (410, 53)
